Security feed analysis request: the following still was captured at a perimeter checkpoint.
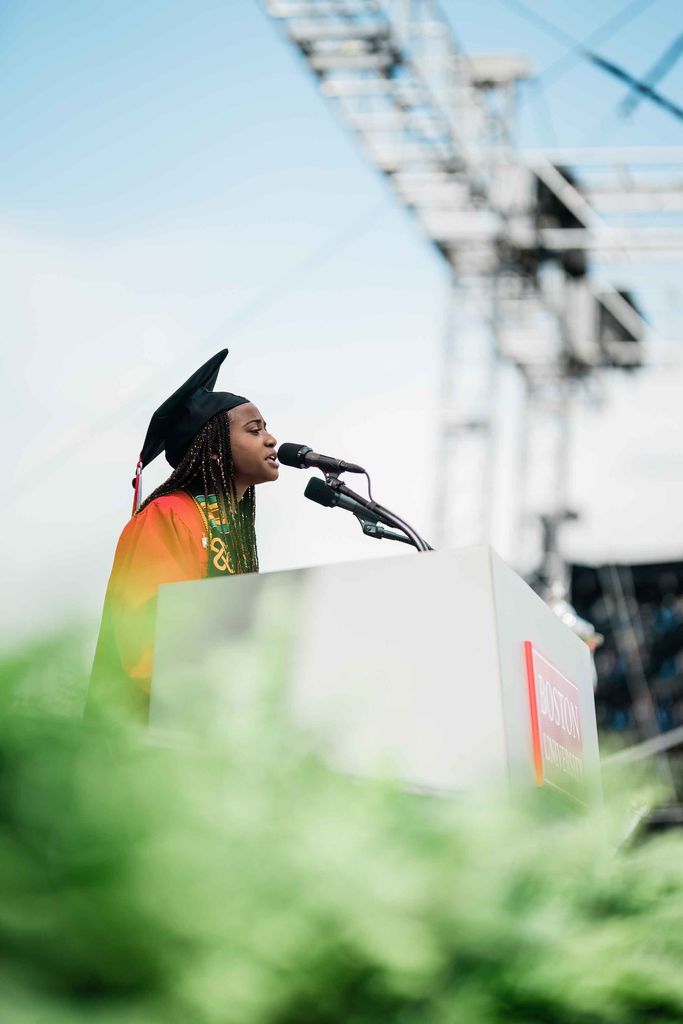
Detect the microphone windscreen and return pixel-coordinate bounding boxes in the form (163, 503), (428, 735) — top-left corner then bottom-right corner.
(277, 443), (309, 468)
(304, 477), (337, 508)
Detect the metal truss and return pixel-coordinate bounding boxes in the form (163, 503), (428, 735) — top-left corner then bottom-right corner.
(261, 0), (683, 574)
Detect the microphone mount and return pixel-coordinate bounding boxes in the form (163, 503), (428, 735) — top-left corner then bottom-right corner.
(322, 476), (433, 552)
(358, 519), (415, 546)
(281, 441), (433, 551)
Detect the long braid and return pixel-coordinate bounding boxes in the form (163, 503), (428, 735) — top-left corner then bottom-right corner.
(138, 411), (258, 574)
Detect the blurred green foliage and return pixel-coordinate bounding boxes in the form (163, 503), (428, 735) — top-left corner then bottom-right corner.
(1, 631), (683, 1023)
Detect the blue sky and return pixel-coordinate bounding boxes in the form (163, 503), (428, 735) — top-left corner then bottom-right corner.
(2, 0), (683, 640)
(3, 0), (681, 230)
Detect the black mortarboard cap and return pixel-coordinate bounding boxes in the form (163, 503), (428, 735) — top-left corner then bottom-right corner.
(132, 349), (249, 512)
(140, 348), (249, 469)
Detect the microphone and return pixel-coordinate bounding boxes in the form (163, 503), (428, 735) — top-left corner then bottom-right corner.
(304, 477), (380, 522)
(278, 442), (365, 475)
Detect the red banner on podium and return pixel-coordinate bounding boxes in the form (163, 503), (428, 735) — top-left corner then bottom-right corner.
(524, 641), (588, 804)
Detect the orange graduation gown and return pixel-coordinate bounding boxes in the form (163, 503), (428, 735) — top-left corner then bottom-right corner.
(89, 492), (209, 718)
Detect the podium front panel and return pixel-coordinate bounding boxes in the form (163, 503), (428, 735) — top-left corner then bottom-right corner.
(151, 546), (600, 796)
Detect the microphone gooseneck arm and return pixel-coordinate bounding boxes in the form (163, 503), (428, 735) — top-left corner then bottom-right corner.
(304, 478), (417, 547)
(326, 477), (433, 552)
(282, 441), (433, 551)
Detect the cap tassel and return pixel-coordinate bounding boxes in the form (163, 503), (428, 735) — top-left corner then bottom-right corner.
(131, 456), (144, 516)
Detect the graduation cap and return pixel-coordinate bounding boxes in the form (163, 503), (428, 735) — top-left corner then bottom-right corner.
(132, 348), (249, 514)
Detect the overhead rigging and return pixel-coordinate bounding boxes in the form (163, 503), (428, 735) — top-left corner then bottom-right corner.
(260, 0), (683, 575)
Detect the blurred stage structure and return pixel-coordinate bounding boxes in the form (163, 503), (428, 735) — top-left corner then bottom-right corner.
(573, 557), (683, 760)
(261, 0), (683, 578)
(260, 1), (683, 779)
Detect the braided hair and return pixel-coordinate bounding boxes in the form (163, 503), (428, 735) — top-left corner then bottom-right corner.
(138, 410), (258, 574)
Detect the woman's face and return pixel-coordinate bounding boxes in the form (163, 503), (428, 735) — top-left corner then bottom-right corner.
(228, 403), (279, 487)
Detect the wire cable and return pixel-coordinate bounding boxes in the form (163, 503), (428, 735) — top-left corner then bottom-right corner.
(620, 31), (683, 116)
(500, 0), (577, 50)
(524, 76), (558, 147)
(588, 51), (683, 122)
(537, 0), (659, 88)
(501, 0), (661, 148)
(501, 0), (681, 133)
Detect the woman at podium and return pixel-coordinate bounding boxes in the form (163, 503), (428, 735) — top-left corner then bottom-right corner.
(88, 349), (279, 718)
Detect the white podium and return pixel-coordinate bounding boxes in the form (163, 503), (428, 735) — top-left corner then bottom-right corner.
(151, 546), (601, 804)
